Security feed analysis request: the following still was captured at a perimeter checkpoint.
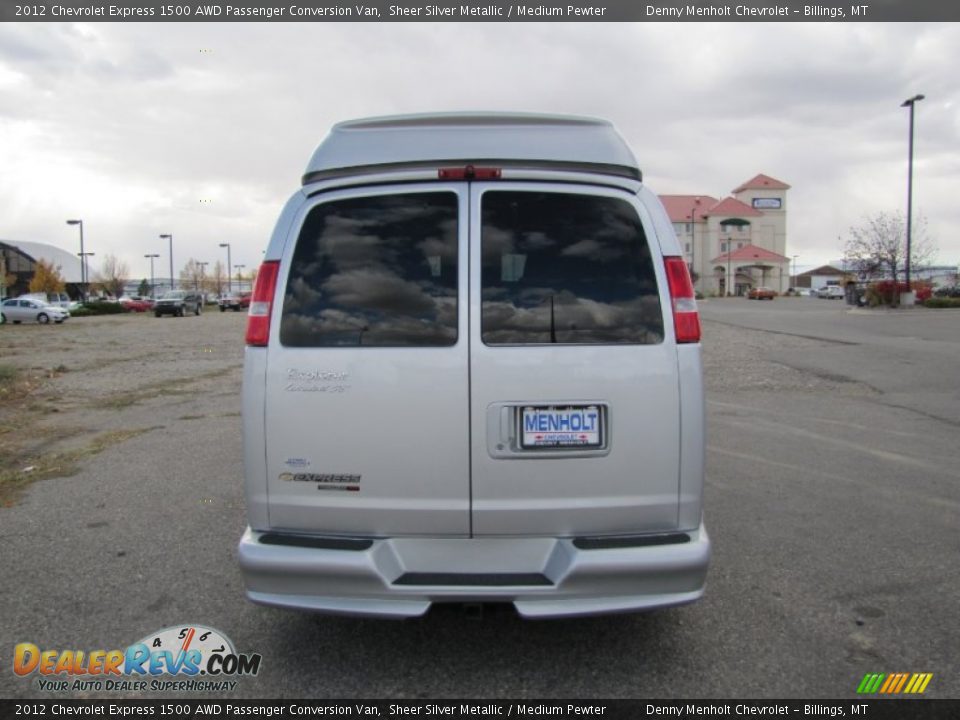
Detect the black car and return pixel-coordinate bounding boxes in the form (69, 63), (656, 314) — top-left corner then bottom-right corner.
(154, 291), (203, 317)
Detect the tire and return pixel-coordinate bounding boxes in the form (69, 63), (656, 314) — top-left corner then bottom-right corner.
(155, 312), (162, 318)
(1, 313), (5, 324)
(178, 306), (185, 317)
(195, 304), (201, 316)
(220, 306), (226, 312)
(37, 313), (50, 324)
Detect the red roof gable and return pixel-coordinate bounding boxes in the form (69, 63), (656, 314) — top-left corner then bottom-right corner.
(733, 174), (791, 193)
(659, 195), (720, 223)
(711, 243), (790, 264)
(704, 197), (763, 218)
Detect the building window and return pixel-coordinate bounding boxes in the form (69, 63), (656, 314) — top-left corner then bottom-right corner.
(685, 243), (691, 253)
(721, 242), (728, 252)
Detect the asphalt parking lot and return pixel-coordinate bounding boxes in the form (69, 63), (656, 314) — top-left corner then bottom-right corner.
(1, 300), (958, 699)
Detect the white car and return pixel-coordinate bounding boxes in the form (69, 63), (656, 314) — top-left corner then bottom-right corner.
(1, 297), (70, 324)
(238, 113), (710, 618)
(817, 286), (844, 299)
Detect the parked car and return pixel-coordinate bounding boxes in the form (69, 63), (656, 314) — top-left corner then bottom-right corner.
(219, 292), (252, 312)
(747, 287), (776, 300)
(933, 285), (960, 298)
(119, 296), (155, 313)
(154, 290), (203, 317)
(1, 297), (70, 324)
(237, 112), (710, 619)
(817, 286), (844, 299)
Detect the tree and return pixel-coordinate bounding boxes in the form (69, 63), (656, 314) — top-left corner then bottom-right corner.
(179, 258), (205, 291)
(92, 255), (130, 299)
(29, 259), (66, 294)
(138, 278), (150, 297)
(211, 260), (226, 296)
(845, 211), (935, 284)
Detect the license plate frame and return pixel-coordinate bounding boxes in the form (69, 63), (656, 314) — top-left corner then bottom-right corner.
(519, 405), (604, 450)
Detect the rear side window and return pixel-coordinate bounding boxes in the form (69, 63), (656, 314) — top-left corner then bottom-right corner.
(280, 192), (458, 347)
(481, 191), (663, 345)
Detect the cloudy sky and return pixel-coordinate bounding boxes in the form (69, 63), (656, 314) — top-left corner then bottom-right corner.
(1, 21), (957, 280)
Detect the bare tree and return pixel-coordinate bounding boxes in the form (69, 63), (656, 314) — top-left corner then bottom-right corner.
(179, 258), (203, 291)
(845, 211), (935, 282)
(92, 254), (129, 299)
(211, 260), (226, 296)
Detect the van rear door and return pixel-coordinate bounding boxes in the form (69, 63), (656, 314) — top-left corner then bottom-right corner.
(263, 185), (470, 536)
(469, 184), (681, 536)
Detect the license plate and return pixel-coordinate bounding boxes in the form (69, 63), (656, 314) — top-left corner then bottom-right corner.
(520, 406), (602, 449)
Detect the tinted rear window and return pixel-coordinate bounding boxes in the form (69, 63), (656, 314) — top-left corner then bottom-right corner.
(481, 191), (663, 345)
(280, 192), (458, 347)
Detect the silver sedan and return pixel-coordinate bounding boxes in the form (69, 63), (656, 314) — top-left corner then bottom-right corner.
(1, 298), (70, 324)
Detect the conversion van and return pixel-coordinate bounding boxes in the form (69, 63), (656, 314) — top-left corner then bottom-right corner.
(238, 113), (709, 618)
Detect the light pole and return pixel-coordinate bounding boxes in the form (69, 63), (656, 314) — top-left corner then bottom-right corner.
(234, 264), (245, 291)
(79, 252), (95, 297)
(901, 94), (924, 293)
(792, 255), (799, 291)
(689, 197), (700, 293)
(160, 233), (173, 291)
(66, 219), (85, 300)
(196, 261), (209, 292)
(144, 254), (159, 298)
(219, 243), (232, 294)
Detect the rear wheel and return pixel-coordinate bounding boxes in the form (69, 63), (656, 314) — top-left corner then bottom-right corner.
(37, 313), (50, 324)
(220, 306), (226, 312)
(155, 312), (162, 318)
(178, 306), (185, 317)
(195, 304), (201, 316)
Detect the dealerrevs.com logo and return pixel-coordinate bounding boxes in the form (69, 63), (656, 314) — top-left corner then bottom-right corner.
(14, 625), (262, 693)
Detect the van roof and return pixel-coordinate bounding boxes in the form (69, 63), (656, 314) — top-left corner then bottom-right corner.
(302, 112), (641, 185)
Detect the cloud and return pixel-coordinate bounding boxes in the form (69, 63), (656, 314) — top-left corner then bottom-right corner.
(0, 21), (958, 279)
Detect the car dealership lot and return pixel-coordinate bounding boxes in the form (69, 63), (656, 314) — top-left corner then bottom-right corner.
(1, 304), (958, 698)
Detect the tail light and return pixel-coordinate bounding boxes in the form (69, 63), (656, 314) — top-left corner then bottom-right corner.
(245, 260), (280, 347)
(663, 256), (701, 344)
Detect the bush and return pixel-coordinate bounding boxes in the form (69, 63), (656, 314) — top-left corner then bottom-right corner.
(70, 301), (125, 317)
(869, 280), (933, 305)
(923, 297), (960, 309)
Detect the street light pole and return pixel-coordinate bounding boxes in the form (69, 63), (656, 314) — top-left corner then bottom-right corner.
(144, 254), (159, 298)
(901, 93), (924, 293)
(160, 234), (173, 292)
(219, 243), (232, 294)
(79, 253), (95, 297)
(792, 255), (799, 290)
(66, 219), (85, 300)
(689, 197), (700, 294)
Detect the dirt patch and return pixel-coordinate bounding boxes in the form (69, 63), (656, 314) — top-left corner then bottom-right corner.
(0, 311), (247, 504)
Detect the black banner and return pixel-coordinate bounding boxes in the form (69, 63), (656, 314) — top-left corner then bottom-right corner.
(1, 700), (959, 720)
(0, 0), (957, 23)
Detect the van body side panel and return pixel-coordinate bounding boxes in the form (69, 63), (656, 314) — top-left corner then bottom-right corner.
(676, 345), (706, 530)
(262, 185), (471, 537)
(242, 348), (270, 531)
(468, 184), (681, 536)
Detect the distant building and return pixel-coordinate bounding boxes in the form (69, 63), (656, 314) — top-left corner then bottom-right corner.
(793, 265), (850, 290)
(661, 174), (791, 296)
(0, 240), (85, 299)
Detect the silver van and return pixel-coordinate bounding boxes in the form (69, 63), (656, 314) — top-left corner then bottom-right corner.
(238, 113), (709, 618)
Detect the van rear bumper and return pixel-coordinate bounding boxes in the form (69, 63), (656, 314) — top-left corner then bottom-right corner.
(238, 523), (710, 619)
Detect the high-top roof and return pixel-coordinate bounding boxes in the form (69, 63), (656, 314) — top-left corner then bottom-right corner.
(303, 112), (641, 184)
